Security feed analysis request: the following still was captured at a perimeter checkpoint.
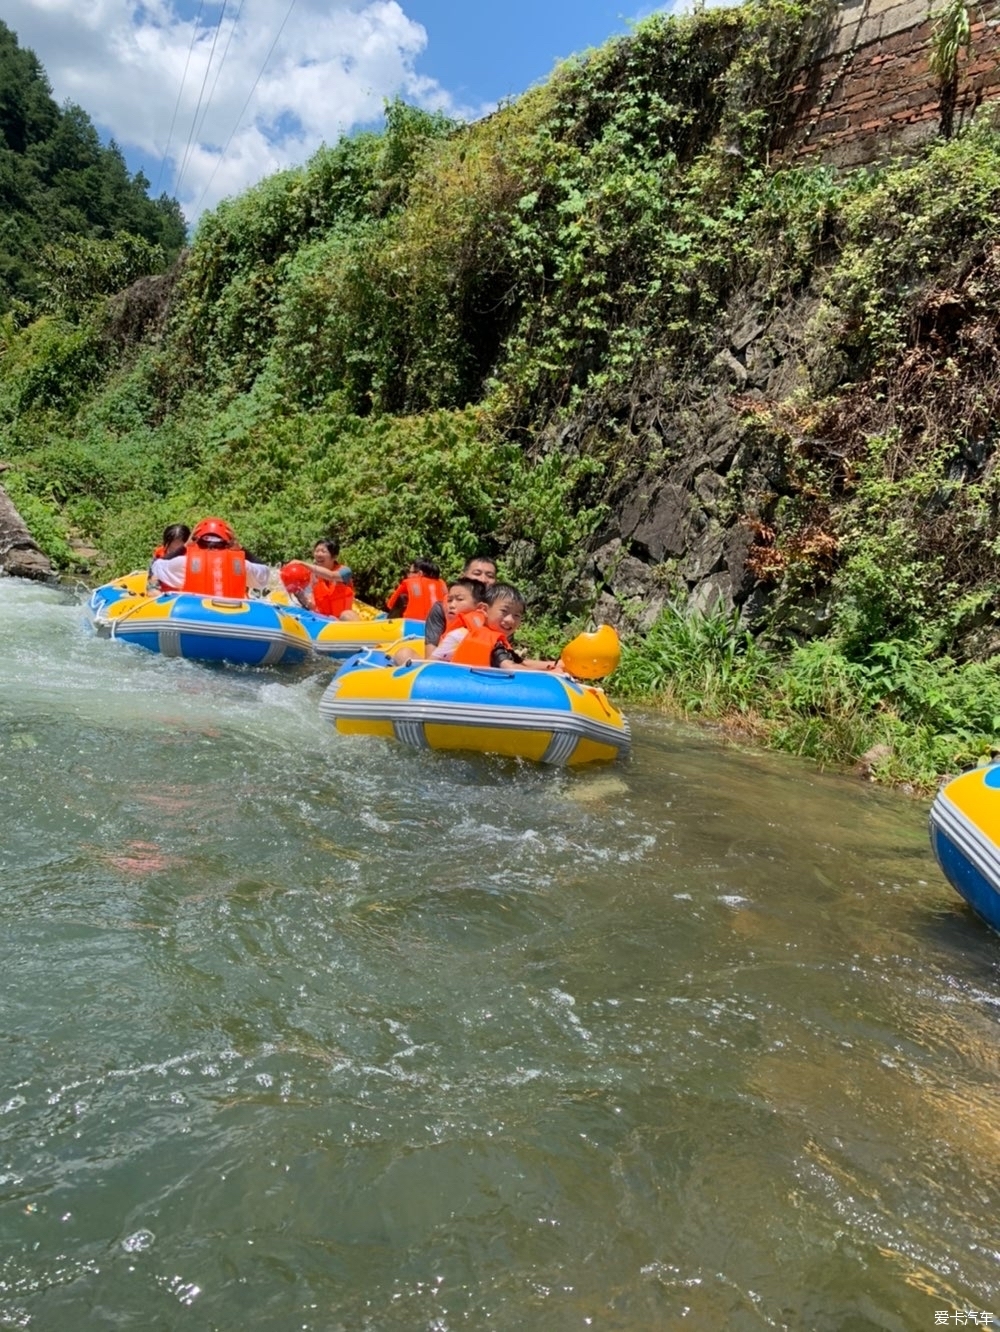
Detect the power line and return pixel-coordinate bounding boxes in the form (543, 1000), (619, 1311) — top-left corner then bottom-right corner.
(154, 0), (206, 197)
(191, 0), (247, 161)
(175, 0), (231, 196)
(193, 0), (297, 218)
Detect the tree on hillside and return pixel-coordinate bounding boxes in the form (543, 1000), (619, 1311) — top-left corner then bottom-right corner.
(0, 20), (186, 313)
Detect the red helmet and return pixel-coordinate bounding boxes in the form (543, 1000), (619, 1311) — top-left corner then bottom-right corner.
(191, 517), (235, 546)
(280, 561), (312, 594)
(279, 562), (311, 594)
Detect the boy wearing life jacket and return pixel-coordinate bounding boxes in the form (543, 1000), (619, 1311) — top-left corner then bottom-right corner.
(429, 578), (489, 659)
(425, 556), (497, 648)
(448, 584), (564, 673)
(386, 558), (448, 622)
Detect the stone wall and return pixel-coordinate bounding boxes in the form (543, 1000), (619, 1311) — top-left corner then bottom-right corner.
(778, 0), (1000, 168)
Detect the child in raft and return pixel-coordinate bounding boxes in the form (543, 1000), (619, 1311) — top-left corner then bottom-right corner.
(424, 555), (497, 649)
(386, 558), (448, 622)
(392, 576), (487, 666)
(457, 583), (565, 672)
(398, 583), (565, 673)
(430, 577), (490, 659)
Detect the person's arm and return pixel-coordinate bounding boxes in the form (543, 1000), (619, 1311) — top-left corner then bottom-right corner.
(310, 563), (352, 584)
(245, 561), (272, 589)
(149, 556), (185, 590)
(386, 582), (407, 616)
(431, 627), (467, 660)
(490, 641), (563, 673)
(425, 601), (447, 648)
(490, 641), (524, 671)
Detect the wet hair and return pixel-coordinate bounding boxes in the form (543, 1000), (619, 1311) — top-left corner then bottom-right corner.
(449, 577), (487, 602)
(412, 557), (440, 579)
(162, 523), (190, 556)
(314, 538), (340, 559)
(485, 583), (526, 612)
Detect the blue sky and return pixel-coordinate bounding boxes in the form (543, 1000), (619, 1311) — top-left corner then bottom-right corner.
(5, 0), (670, 221)
(377, 1), (650, 105)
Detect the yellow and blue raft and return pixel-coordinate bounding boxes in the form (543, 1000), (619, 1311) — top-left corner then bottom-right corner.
(930, 764), (1000, 934)
(319, 650), (630, 766)
(87, 572), (423, 667)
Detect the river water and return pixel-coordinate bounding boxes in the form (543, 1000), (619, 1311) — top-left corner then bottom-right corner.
(1, 576), (998, 1330)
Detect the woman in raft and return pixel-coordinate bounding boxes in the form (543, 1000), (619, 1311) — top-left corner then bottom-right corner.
(285, 539), (361, 620)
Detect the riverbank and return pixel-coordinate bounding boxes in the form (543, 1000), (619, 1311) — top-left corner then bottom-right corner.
(606, 598), (997, 794)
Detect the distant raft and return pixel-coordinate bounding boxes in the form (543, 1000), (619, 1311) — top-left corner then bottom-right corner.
(87, 572), (423, 667)
(319, 650), (630, 766)
(930, 764), (1000, 934)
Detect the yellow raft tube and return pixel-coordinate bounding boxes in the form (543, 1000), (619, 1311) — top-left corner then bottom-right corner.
(87, 572), (425, 666)
(320, 650), (630, 766)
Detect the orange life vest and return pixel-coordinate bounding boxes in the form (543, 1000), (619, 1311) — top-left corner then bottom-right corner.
(450, 623), (512, 668)
(444, 607), (487, 635)
(312, 566), (353, 618)
(388, 574), (447, 622)
(182, 546), (248, 599)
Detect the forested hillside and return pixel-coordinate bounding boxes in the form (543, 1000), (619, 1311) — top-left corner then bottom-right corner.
(5, 0), (1000, 784)
(0, 21), (185, 311)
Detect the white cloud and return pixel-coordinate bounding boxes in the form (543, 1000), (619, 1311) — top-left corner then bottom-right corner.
(4, 0), (483, 220)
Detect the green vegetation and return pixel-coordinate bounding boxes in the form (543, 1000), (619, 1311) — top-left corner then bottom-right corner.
(613, 599), (1000, 789)
(0, 20), (185, 313)
(3, 0), (1000, 787)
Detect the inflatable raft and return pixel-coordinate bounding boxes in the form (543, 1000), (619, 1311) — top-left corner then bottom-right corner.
(87, 573), (423, 667)
(319, 650), (630, 765)
(930, 764), (1000, 933)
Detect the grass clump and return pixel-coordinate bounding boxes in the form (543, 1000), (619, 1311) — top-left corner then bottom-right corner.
(614, 600), (1000, 789)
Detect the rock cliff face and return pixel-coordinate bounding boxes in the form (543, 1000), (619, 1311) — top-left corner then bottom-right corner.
(568, 0), (1000, 636)
(0, 484), (53, 580)
(560, 291), (815, 634)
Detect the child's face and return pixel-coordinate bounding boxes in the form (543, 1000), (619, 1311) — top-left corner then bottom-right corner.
(447, 584), (480, 616)
(486, 597), (523, 636)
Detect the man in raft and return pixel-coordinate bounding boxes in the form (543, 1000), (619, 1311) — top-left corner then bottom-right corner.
(149, 517), (271, 598)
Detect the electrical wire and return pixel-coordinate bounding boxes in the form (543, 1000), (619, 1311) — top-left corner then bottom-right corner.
(193, 0), (297, 217)
(154, 0), (206, 197)
(175, 0), (232, 196)
(190, 0), (247, 163)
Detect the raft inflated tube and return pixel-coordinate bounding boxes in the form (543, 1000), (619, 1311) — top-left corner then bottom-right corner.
(319, 650), (630, 766)
(87, 572), (422, 666)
